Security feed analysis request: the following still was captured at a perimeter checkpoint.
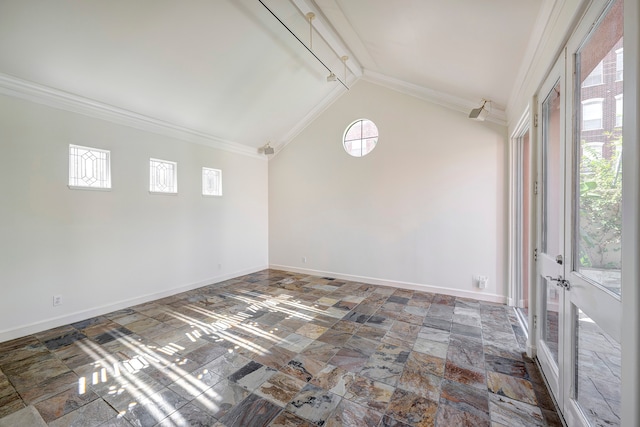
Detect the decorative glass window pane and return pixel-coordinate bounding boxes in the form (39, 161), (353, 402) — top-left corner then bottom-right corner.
(68, 144), (111, 189)
(343, 119), (378, 157)
(582, 99), (603, 131)
(615, 48), (623, 81)
(615, 94), (623, 127)
(581, 61), (603, 87)
(202, 167), (222, 196)
(149, 158), (177, 193)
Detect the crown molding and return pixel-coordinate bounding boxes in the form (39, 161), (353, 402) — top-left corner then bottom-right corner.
(270, 76), (355, 158)
(0, 73), (264, 160)
(271, 69), (509, 158)
(362, 70), (508, 127)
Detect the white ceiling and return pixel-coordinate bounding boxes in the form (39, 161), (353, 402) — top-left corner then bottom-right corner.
(0, 0), (544, 153)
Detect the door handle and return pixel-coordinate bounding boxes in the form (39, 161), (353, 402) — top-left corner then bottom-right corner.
(546, 275), (571, 290)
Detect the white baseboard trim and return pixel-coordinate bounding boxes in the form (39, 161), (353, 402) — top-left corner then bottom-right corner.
(0, 265), (267, 344)
(269, 264), (507, 304)
(527, 343), (537, 359)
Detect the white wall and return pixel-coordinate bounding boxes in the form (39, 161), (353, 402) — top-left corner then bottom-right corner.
(0, 94), (269, 342)
(269, 80), (508, 302)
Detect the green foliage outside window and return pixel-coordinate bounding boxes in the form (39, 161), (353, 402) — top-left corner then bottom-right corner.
(579, 135), (622, 269)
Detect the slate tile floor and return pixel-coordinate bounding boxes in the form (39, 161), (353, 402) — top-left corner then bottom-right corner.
(0, 270), (563, 426)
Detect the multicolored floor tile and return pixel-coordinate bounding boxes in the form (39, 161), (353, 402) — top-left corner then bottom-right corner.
(218, 393), (282, 427)
(286, 383), (342, 425)
(0, 269), (563, 426)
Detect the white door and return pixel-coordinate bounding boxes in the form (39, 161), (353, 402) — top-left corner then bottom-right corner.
(562, 0), (623, 425)
(536, 0), (623, 425)
(535, 56), (566, 403)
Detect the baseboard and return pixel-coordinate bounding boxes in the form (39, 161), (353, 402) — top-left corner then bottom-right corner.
(0, 265), (268, 344)
(534, 356), (568, 427)
(269, 264), (507, 304)
(527, 343), (537, 359)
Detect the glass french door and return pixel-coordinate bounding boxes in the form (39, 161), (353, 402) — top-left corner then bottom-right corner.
(536, 57), (565, 402)
(563, 0), (622, 425)
(536, 0), (623, 425)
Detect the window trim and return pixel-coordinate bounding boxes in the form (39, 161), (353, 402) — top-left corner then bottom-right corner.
(202, 167), (223, 197)
(149, 158), (178, 194)
(342, 118), (379, 158)
(68, 144), (112, 190)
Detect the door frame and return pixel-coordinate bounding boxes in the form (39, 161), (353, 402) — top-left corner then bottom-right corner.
(620, 1), (639, 425)
(535, 53), (567, 404)
(508, 106), (535, 353)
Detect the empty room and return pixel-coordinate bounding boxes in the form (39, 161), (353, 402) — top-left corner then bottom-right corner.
(0, 0), (638, 426)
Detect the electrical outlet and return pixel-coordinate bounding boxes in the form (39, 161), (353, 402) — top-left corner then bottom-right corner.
(476, 276), (488, 289)
(302, 256), (307, 263)
(53, 295), (63, 306)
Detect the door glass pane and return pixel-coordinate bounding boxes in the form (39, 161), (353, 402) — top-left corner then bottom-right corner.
(575, 0), (623, 297)
(542, 80), (562, 256)
(543, 277), (559, 363)
(575, 307), (621, 426)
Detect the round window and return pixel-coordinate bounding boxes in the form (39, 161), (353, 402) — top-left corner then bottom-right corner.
(343, 119), (378, 157)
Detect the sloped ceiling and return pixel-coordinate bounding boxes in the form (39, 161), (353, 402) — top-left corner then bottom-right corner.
(0, 0), (543, 154)
(320, 0), (544, 110)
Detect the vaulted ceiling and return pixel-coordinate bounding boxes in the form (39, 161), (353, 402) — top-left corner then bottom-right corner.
(0, 0), (544, 154)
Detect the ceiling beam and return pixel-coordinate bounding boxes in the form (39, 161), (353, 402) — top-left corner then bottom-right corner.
(288, 0), (363, 79)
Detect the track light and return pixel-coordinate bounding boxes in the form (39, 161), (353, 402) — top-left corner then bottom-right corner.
(469, 100), (490, 121)
(326, 56), (347, 83)
(258, 0), (350, 90)
(263, 143), (274, 155)
(341, 56), (348, 82)
(306, 12), (315, 50)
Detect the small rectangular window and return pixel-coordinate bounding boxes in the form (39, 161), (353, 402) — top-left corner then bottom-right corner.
(615, 48), (623, 81)
(615, 94), (623, 127)
(150, 158), (177, 194)
(582, 99), (604, 131)
(69, 144), (111, 189)
(581, 61), (603, 87)
(202, 167), (222, 196)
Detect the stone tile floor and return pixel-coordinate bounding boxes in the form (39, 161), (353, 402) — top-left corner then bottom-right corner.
(0, 269), (563, 426)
